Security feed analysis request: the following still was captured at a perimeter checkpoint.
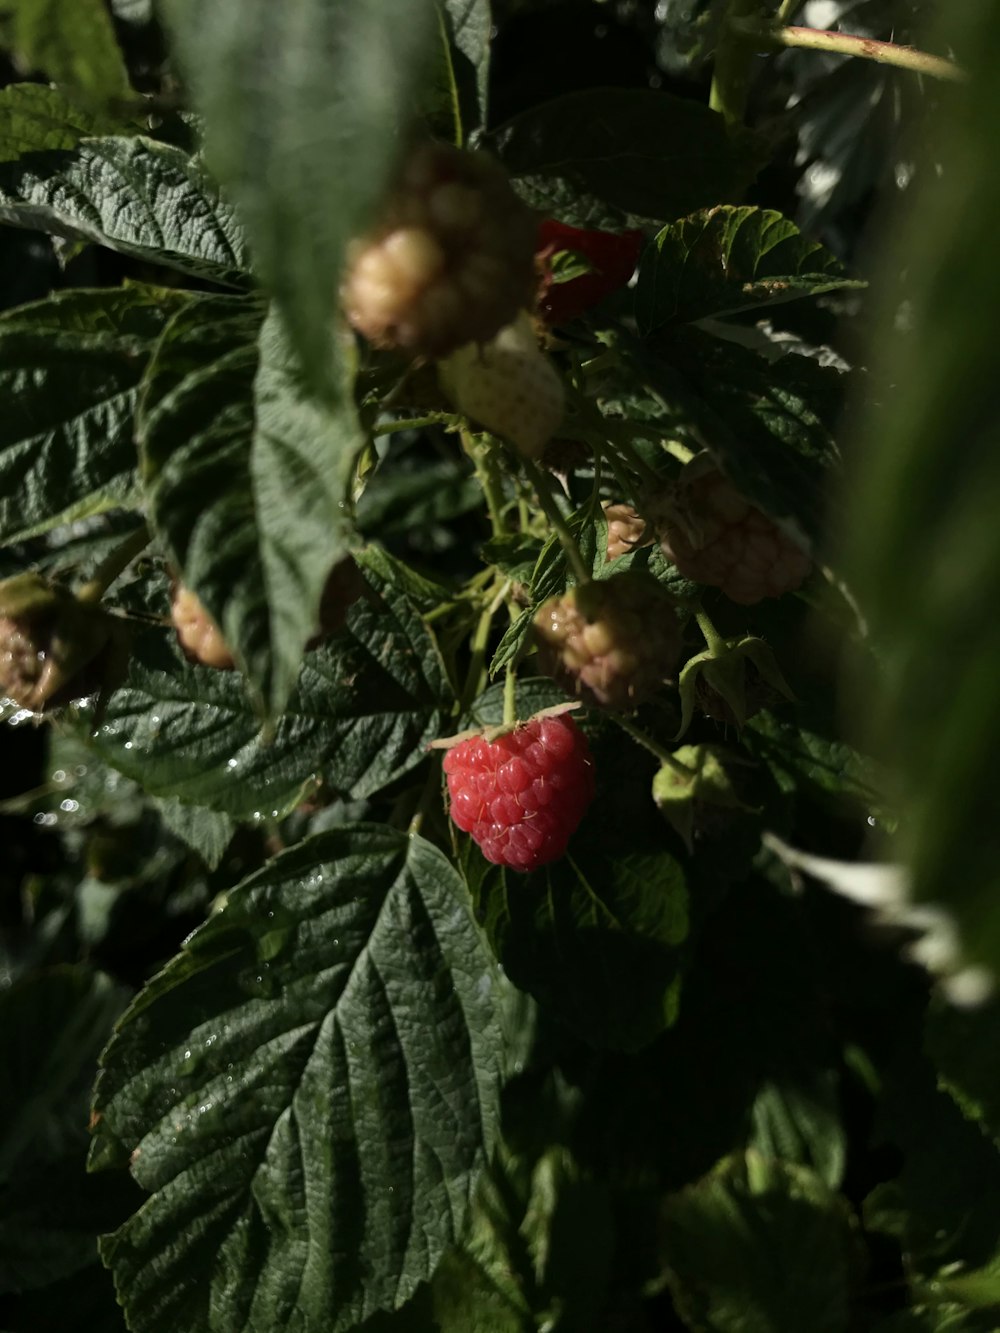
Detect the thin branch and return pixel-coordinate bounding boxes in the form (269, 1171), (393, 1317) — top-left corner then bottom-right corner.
(737, 20), (966, 82)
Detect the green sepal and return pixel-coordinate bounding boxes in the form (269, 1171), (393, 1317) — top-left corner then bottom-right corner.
(652, 743), (757, 851)
(676, 634), (795, 738)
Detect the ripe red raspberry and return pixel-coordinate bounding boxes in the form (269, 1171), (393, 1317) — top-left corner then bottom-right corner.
(171, 585), (234, 670)
(443, 713), (595, 871)
(656, 469), (810, 605)
(602, 501), (649, 562)
(536, 219), (644, 326)
(342, 142), (537, 358)
(439, 312), (564, 459)
(533, 573), (680, 711)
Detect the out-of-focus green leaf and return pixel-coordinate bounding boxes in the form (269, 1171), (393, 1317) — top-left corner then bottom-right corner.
(636, 205), (863, 332)
(661, 1153), (857, 1333)
(0, 0), (130, 103)
(93, 827), (505, 1333)
(844, 7), (1000, 975)
(158, 0), (435, 400)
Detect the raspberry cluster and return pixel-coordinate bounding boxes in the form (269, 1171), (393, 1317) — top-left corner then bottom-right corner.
(533, 573), (680, 711)
(443, 713), (595, 871)
(657, 470), (810, 605)
(342, 142), (537, 358)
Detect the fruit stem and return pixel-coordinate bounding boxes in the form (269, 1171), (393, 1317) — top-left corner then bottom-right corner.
(695, 607), (728, 657)
(733, 20), (966, 82)
(458, 580), (508, 713)
(774, 0), (800, 22)
(523, 458), (592, 586)
(503, 662), (517, 727)
(373, 411), (458, 437)
(76, 524), (152, 604)
(614, 715), (694, 776)
(464, 428), (508, 535)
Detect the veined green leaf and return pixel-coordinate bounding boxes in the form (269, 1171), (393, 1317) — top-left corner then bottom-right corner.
(0, 82), (136, 161)
(0, 286), (188, 545)
(93, 827), (505, 1333)
(0, 134), (251, 286)
(83, 551), (453, 819)
(636, 205), (864, 332)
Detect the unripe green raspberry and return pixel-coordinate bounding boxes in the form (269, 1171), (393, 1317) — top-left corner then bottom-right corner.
(342, 142), (537, 358)
(533, 572), (680, 710)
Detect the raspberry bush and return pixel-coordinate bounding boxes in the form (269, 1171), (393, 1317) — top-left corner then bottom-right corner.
(1, 3), (998, 1333)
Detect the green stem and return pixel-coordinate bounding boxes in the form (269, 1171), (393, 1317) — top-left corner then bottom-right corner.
(735, 20), (966, 81)
(373, 411), (457, 437)
(523, 459), (591, 586)
(695, 607), (728, 657)
(464, 428), (508, 535)
(503, 663), (517, 727)
(614, 715), (693, 776)
(710, 0), (770, 126)
(774, 0), (800, 23)
(77, 524), (152, 604)
(458, 597), (497, 714)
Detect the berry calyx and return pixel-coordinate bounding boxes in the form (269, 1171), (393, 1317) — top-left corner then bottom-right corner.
(536, 219), (644, 326)
(442, 712), (595, 871)
(532, 572), (680, 711)
(655, 467), (811, 605)
(342, 142), (537, 358)
(439, 311), (565, 459)
(171, 586), (234, 670)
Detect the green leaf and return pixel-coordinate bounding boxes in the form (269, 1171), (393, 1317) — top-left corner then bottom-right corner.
(152, 797), (235, 871)
(0, 966), (127, 1179)
(93, 826), (505, 1333)
(750, 1078), (846, 1191)
(636, 205), (864, 332)
(744, 707), (883, 812)
(487, 88), (763, 226)
(158, 0), (435, 400)
(251, 307), (361, 714)
(0, 82), (135, 161)
(661, 1152), (857, 1333)
(0, 286), (186, 545)
(925, 994), (1000, 1139)
(439, 0), (491, 135)
(0, 134), (251, 286)
(628, 326), (843, 546)
(844, 5), (1000, 976)
(139, 299), (359, 717)
(0, 0), (130, 103)
(84, 551), (453, 819)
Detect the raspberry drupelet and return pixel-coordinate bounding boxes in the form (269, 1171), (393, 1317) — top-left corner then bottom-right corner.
(443, 713), (595, 872)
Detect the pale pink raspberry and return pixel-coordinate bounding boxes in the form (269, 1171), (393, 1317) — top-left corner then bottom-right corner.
(602, 502), (649, 562)
(657, 471), (810, 605)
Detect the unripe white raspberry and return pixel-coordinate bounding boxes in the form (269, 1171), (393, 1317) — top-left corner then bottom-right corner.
(439, 312), (565, 460)
(171, 586), (234, 670)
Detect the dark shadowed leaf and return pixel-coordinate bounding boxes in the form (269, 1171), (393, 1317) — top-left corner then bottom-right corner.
(635, 205), (863, 332)
(158, 0), (435, 399)
(662, 1153), (857, 1333)
(92, 827), (505, 1333)
(487, 88), (763, 226)
(0, 286), (187, 544)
